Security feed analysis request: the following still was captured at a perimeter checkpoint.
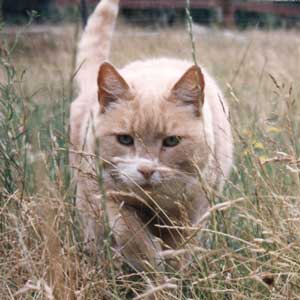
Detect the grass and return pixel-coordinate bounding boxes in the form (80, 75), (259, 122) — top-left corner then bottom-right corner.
(1, 19), (300, 300)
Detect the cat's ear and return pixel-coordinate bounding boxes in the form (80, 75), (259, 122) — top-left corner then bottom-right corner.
(97, 62), (131, 113)
(170, 65), (205, 117)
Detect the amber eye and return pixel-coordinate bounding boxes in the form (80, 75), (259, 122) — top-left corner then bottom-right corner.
(117, 134), (134, 146)
(162, 136), (181, 147)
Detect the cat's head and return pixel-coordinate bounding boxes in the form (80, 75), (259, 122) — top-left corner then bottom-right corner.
(88, 61), (213, 192)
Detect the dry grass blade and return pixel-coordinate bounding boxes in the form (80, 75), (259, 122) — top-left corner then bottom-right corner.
(1, 8), (300, 300)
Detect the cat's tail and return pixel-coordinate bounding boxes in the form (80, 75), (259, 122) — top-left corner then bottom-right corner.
(76, 0), (119, 91)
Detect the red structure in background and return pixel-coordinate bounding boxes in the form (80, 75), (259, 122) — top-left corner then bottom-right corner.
(119, 0), (217, 9)
(55, 0), (228, 9)
(55, 0), (300, 27)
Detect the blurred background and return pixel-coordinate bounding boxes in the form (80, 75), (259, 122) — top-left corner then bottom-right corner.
(0, 0), (300, 28)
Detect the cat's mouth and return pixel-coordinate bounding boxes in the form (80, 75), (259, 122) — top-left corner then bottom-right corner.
(109, 169), (158, 190)
(138, 183), (155, 191)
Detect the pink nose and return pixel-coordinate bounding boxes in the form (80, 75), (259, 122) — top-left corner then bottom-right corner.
(138, 166), (155, 180)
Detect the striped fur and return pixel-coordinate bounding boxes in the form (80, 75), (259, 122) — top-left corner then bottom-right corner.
(70, 0), (233, 288)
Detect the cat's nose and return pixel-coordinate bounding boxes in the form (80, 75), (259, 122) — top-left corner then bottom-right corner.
(138, 166), (155, 180)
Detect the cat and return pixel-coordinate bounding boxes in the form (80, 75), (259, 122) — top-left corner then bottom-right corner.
(70, 0), (233, 277)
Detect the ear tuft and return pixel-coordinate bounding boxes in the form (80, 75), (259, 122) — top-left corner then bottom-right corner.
(170, 65), (205, 117)
(97, 62), (131, 113)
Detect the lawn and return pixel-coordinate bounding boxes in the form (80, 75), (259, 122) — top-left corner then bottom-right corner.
(1, 20), (300, 299)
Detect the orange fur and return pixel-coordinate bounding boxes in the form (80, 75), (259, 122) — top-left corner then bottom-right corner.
(70, 0), (233, 275)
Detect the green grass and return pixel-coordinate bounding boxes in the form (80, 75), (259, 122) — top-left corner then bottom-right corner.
(1, 21), (300, 299)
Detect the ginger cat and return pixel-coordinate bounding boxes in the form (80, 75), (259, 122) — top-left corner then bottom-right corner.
(70, 0), (233, 275)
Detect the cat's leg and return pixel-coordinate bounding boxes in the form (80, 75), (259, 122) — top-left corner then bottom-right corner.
(106, 201), (182, 300)
(106, 199), (164, 273)
(76, 182), (104, 256)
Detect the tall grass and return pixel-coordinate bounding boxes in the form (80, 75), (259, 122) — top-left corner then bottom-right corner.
(1, 20), (300, 299)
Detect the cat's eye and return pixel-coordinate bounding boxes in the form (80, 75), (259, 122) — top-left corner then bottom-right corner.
(162, 136), (181, 147)
(117, 134), (134, 146)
